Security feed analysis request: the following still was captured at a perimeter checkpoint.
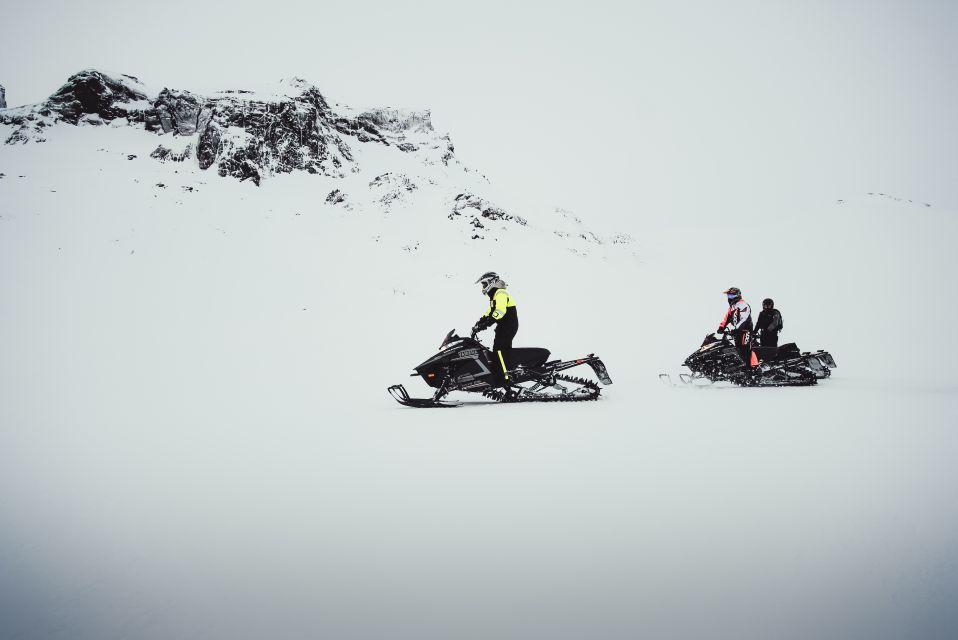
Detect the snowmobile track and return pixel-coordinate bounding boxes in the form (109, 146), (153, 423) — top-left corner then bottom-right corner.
(481, 374), (601, 403)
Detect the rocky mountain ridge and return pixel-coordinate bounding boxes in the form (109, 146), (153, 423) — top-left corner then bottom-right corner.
(0, 70), (454, 185)
(0, 70), (633, 254)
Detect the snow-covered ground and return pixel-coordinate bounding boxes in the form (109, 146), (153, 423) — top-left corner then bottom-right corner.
(2, 118), (957, 639)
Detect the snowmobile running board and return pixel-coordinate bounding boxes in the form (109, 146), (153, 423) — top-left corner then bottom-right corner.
(659, 370), (817, 388)
(387, 384), (459, 408)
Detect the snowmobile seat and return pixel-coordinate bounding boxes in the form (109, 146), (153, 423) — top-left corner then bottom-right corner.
(752, 346), (778, 362)
(776, 343), (802, 360)
(754, 343), (801, 363)
(509, 348), (551, 368)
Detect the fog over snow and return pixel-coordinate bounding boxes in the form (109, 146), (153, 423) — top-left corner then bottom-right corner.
(1, 2), (957, 639)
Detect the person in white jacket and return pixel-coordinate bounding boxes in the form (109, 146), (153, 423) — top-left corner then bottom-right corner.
(718, 286), (755, 367)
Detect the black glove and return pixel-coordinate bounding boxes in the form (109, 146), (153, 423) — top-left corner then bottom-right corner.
(716, 325), (726, 334)
(474, 316), (493, 332)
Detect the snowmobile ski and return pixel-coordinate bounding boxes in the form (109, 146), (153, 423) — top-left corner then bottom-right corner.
(387, 384), (460, 408)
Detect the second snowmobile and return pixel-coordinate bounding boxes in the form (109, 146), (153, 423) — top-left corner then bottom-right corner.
(661, 332), (837, 387)
(388, 328), (613, 407)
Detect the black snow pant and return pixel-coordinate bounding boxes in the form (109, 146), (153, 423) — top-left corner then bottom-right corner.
(492, 321), (519, 385)
(732, 330), (754, 367)
(758, 331), (779, 348)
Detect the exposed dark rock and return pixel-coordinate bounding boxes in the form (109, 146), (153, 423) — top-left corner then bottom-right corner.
(369, 173), (417, 210)
(358, 108), (433, 136)
(151, 143), (193, 163)
(450, 193), (527, 227)
(47, 70), (149, 125)
(145, 89), (204, 135)
(326, 189), (346, 204)
(2, 70), (461, 185)
(333, 115), (389, 144)
(0, 85), (6, 109)
(369, 172), (416, 191)
(332, 108), (437, 153)
(1, 110), (48, 143)
(167, 85), (360, 185)
(2, 70), (149, 143)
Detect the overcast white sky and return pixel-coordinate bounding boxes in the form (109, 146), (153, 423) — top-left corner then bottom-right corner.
(2, 0), (956, 221)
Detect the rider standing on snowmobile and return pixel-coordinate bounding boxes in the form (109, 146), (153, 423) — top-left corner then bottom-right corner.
(473, 272), (518, 385)
(755, 298), (783, 348)
(719, 286), (754, 366)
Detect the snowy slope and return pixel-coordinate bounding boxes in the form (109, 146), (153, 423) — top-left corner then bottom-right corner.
(2, 72), (958, 640)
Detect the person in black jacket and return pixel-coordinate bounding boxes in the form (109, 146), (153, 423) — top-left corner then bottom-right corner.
(755, 298), (783, 347)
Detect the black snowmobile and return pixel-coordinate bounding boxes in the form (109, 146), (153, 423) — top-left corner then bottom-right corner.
(660, 332), (837, 387)
(388, 328), (613, 407)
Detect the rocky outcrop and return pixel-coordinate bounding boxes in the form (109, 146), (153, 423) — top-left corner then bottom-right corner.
(448, 193), (527, 239)
(141, 84), (359, 184)
(145, 89), (204, 136)
(0, 85), (6, 109)
(369, 172), (418, 211)
(46, 70), (150, 124)
(1, 69), (461, 182)
(333, 107), (455, 165)
(150, 143), (193, 163)
(1, 70), (150, 143)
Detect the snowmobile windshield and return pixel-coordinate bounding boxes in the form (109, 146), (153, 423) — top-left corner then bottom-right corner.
(440, 329), (456, 349)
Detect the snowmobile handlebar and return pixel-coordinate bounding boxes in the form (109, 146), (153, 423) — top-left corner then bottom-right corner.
(439, 328), (485, 349)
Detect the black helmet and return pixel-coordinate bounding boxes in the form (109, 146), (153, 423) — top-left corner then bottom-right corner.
(763, 298), (774, 308)
(476, 271), (502, 294)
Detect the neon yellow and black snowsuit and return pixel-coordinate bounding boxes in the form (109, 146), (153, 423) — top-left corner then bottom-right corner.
(484, 287), (518, 381)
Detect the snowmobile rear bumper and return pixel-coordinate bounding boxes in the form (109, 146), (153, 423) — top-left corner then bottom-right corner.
(586, 357), (613, 385)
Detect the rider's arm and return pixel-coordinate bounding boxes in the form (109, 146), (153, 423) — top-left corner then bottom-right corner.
(718, 307), (733, 331)
(489, 289), (509, 320)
